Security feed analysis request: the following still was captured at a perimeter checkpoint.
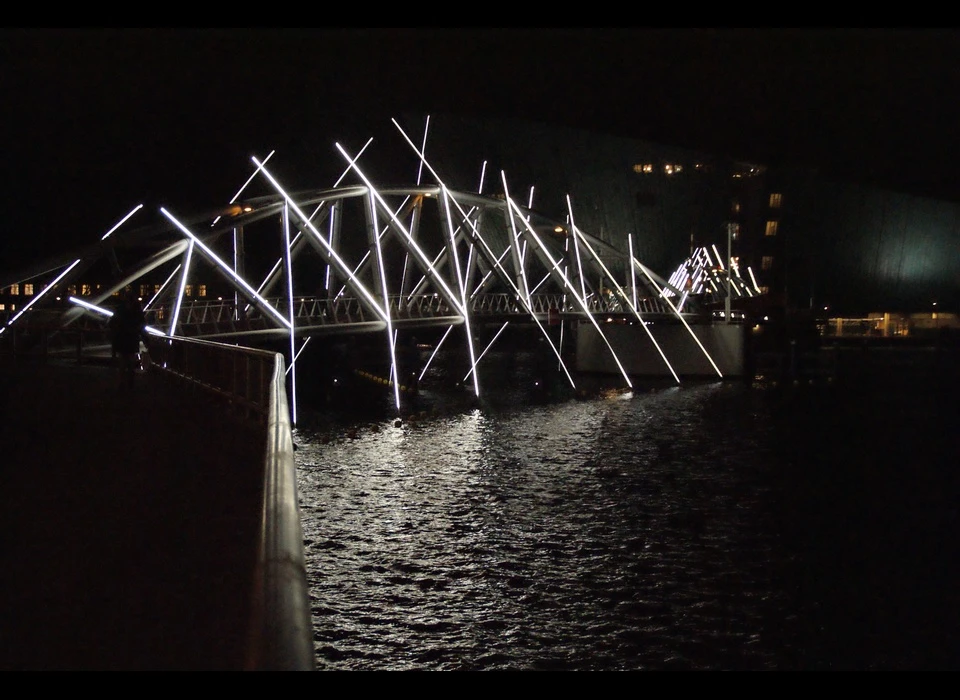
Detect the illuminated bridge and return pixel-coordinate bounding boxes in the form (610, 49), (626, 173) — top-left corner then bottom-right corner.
(1, 119), (759, 416)
(0, 117), (767, 670)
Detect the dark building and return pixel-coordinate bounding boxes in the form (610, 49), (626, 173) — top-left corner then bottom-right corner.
(409, 113), (960, 320)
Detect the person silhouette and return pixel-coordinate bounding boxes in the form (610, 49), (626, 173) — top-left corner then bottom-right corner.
(108, 289), (146, 389)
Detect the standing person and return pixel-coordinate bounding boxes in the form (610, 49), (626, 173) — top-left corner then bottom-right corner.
(109, 289), (146, 389)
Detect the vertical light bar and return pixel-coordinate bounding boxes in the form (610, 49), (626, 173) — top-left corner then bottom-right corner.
(441, 186), (480, 397)
(332, 146), (466, 316)
(568, 218), (679, 383)
(250, 160), (387, 324)
(324, 210), (334, 293)
(233, 227), (240, 320)
(168, 240), (194, 336)
(508, 198), (633, 388)
(566, 195), (588, 302)
(478, 161), (488, 195)
(501, 173), (531, 307)
(248, 140), (372, 308)
(365, 192), (402, 413)
(283, 204), (298, 425)
(635, 258), (724, 378)
(390, 118), (576, 389)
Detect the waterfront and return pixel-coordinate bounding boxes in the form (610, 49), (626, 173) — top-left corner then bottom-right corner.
(293, 344), (959, 670)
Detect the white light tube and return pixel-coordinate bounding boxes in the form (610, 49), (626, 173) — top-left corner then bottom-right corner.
(169, 240), (194, 336)
(161, 207), (291, 329)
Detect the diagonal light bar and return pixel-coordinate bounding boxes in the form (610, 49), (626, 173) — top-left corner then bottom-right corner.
(252, 158), (388, 324)
(69, 296), (166, 336)
(169, 240), (195, 337)
(211, 150), (275, 226)
(391, 119), (575, 388)
(248, 140), (373, 310)
(418, 324), (454, 382)
(390, 118), (537, 296)
(508, 196), (633, 388)
(502, 175), (531, 306)
(334, 144), (467, 318)
(463, 321), (509, 382)
(441, 186), (480, 397)
(161, 207), (291, 329)
(634, 258), (723, 378)
(285, 337), (311, 376)
(566, 219), (678, 380)
(7, 204), (144, 329)
(747, 266), (761, 293)
(5, 259), (81, 327)
(628, 234), (639, 311)
(336, 195), (418, 301)
(712, 244), (725, 270)
(144, 264), (181, 311)
(100, 204), (144, 240)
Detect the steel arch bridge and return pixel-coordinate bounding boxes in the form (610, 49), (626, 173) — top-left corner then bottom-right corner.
(0, 118), (759, 416)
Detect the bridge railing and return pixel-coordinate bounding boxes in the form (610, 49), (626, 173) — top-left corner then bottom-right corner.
(144, 334), (314, 671)
(150, 290), (681, 338)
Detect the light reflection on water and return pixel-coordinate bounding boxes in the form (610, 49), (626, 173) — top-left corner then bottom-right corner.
(295, 377), (794, 670)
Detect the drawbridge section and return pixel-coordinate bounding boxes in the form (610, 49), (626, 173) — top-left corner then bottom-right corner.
(1, 117), (742, 418)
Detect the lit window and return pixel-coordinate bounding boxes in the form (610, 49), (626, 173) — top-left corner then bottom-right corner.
(81, 284), (91, 296)
(632, 164), (644, 174)
(68, 285), (77, 295)
(765, 220), (778, 236)
(0, 304), (5, 311)
(154, 285), (160, 293)
(185, 285), (193, 297)
(23, 284), (33, 296)
(140, 284), (149, 297)
(761, 256), (774, 270)
(760, 286), (770, 295)
(199, 285), (207, 297)
(732, 201), (740, 214)
(731, 223), (740, 240)
(769, 193), (782, 208)
(9, 284), (19, 295)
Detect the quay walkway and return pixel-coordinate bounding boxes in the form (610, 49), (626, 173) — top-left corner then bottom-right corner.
(0, 341), (313, 671)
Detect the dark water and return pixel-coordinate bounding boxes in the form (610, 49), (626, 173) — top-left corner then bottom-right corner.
(293, 344), (960, 671)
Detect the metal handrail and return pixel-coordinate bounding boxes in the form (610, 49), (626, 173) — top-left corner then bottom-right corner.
(144, 334), (314, 671)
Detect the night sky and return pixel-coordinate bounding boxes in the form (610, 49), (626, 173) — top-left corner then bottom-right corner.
(4, 28), (960, 278)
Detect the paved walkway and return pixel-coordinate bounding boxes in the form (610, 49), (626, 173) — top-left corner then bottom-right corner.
(0, 358), (266, 671)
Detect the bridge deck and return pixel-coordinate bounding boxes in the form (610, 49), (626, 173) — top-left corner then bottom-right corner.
(0, 358), (265, 671)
